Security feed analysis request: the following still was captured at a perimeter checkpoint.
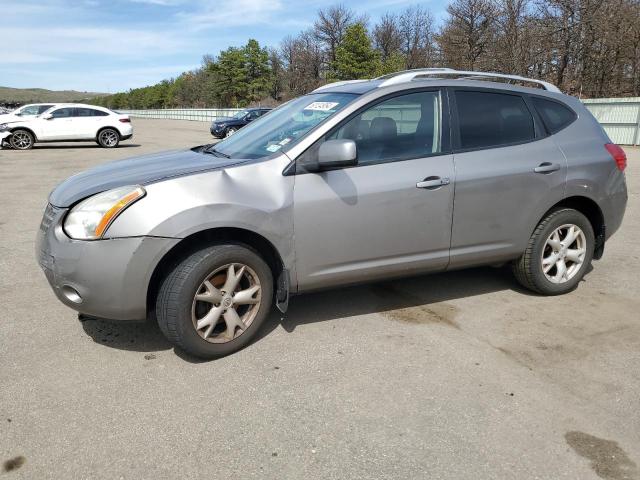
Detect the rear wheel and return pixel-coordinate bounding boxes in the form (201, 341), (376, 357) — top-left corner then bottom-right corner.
(512, 208), (594, 295)
(97, 128), (120, 148)
(156, 244), (273, 358)
(9, 129), (34, 150)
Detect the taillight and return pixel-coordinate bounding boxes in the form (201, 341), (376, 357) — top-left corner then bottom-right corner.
(605, 143), (627, 171)
(119, 118), (131, 123)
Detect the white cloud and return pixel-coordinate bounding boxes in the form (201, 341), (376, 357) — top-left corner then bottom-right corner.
(129, 0), (184, 5)
(1, 27), (188, 58)
(175, 0), (284, 29)
(2, 53), (62, 64)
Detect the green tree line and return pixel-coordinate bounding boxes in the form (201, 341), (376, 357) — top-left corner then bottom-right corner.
(90, 0), (640, 109)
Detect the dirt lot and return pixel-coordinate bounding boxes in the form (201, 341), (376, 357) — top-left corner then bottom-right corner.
(0, 119), (638, 479)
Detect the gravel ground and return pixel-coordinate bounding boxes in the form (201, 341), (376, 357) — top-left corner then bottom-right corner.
(0, 119), (638, 479)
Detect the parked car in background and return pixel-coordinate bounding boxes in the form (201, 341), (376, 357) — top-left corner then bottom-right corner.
(37, 68), (627, 359)
(0, 104), (132, 149)
(210, 108), (271, 138)
(0, 103), (57, 123)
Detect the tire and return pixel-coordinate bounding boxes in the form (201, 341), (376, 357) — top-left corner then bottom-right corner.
(156, 244), (274, 358)
(9, 129), (34, 150)
(97, 128), (120, 148)
(225, 127), (237, 138)
(512, 208), (594, 295)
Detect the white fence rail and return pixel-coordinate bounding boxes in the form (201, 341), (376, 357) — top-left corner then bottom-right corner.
(121, 98), (640, 146)
(582, 98), (640, 146)
(120, 108), (243, 122)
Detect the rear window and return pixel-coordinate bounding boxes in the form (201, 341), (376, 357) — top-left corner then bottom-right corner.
(455, 90), (535, 150)
(531, 97), (576, 134)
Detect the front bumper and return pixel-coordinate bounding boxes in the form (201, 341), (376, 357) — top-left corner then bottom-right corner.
(0, 131), (11, 142)
(36, 204), (179, 321)
(210, 124), (225, 137)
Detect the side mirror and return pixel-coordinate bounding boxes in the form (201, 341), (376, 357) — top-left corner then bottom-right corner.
(41, 113), (53, 120)
(317, 139), (357, 170)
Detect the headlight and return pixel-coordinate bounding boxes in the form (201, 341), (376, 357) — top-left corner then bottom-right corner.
(64, 185), (145, 240)
(0, 124), (9, 131)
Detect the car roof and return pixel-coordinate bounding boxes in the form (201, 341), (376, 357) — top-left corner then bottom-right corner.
(20, 103), (58, 107)
(45, 103), (112, 112)
(315, 77), (568, 101)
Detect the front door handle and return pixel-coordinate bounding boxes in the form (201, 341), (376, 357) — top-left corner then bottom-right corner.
(534, 162), (561, 174)
(416, 176), (450, 189)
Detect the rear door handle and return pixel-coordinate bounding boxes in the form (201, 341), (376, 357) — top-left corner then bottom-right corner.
(534, 162), (561, 174)
(416, 176), (450, 189)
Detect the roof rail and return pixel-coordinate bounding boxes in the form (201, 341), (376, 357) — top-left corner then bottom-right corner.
(312, 79), (370, 93)
(375, 68), (561, 92)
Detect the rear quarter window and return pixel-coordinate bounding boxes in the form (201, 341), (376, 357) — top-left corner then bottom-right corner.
(454, 90), (536, 150)
(531, 97), (576, 134)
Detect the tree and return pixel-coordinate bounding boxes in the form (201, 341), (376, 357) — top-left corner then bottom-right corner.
(244, 39), (272, 103)
(332, 23), (380, 80)
(374, 13), (403, 63)
(399, 6), (437, 68)
(314, 4), (357, 64)
(281, 30), (324, 96)
(212, 47), (248, 107)
(268, 48), (285, 101)
(437, 0), (498, 70)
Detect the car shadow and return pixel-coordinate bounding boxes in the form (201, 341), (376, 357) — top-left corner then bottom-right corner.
(80, 265), (532, 362)
(30, 144), (142, 149)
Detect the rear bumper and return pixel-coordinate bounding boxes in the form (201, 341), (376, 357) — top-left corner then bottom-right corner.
(121, 133), (133, 140)
(602, 175), (628, 241)
(36, 204), (179, 321)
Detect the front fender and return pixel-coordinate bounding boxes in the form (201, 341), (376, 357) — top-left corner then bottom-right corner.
(105, 156), (296, 270)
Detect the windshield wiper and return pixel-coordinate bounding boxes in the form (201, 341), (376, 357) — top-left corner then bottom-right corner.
(205, 146), (231, 158)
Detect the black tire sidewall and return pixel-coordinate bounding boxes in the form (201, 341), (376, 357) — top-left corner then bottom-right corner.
(529, 209), (595, 295)
(159, 244), (273, 358)
(9, 130), (34, 150)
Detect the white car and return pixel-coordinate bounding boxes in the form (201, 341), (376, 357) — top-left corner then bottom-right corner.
(0, 103), (58, 123)
(0, 104), (133, 150)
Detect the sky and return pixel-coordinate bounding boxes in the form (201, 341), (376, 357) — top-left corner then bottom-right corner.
(0, 0), (447, 93)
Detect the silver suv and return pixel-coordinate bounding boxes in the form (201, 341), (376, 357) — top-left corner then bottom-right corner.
(37, 69), (628, 358)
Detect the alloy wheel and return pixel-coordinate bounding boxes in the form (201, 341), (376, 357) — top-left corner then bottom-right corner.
(541, 224), (587, 284)
(11, 131), (33, 149)
(191, 263), (262, 343)
(225, 128), (236, 138)
(99, 129), (119, 147)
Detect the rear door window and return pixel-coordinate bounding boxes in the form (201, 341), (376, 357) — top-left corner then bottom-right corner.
(531, 97), (576, 134)
(454, 90), (535, 150)
(50, 108), (74, 118)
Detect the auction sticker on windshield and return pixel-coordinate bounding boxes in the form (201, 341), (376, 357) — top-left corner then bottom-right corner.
(304, 102), (339, 111)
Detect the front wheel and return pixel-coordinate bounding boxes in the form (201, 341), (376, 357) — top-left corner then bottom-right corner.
(9, 129), (34, 150)
(156, 244), (273, 358)
(512, 208), (594, 295)
(225, 127), (237, 138)
(97, 128), (120, 148)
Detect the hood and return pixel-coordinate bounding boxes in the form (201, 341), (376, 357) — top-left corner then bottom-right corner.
(49, 147), (248, 207)
(211, 116), (235, 124)
(0, 114), (20, 124)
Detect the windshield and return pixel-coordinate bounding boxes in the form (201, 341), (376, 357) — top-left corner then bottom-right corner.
(209, 92), (358, 159)
(232, 110), (249, 119)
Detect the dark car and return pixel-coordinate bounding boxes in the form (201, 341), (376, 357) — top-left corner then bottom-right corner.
(210, 108), (271, 138)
